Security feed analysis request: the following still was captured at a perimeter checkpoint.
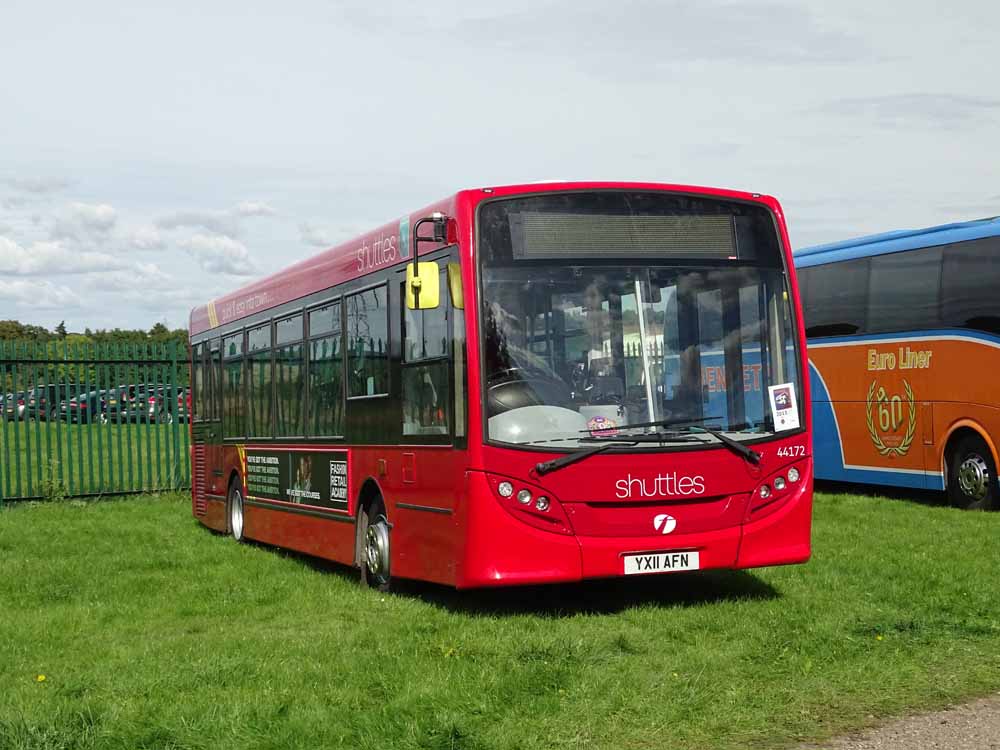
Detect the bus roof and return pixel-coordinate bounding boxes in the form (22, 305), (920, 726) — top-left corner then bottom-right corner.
(794, 214), (1000, 268)
(188, 181), (779, 337)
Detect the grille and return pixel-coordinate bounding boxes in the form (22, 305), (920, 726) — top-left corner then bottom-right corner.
(193, 444), (207, 516)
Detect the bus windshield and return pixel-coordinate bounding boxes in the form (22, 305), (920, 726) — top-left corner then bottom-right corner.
(478, 192), (801, 448)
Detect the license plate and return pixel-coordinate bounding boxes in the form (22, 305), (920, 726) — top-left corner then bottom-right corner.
(623, 550), (700, 575)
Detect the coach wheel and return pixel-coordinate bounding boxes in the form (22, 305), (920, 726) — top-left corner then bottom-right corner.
(48, 406), (58, 421)
(228, 481), (246, 541)
(948, 434), (998, 511)
(361, 500), (392, 591)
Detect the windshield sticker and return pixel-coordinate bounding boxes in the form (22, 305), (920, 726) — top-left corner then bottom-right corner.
(768, 383), (800, 431)
(586, 415), (618, 437)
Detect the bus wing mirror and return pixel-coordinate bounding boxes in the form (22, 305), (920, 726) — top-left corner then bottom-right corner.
(447, 262), (464, 309)
(406, 261), (441, 310)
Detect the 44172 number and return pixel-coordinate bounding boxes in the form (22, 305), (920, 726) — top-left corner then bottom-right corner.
(776, 445), (806, 457)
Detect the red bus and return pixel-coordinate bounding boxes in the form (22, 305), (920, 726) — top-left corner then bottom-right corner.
(188, 182), (812, 590)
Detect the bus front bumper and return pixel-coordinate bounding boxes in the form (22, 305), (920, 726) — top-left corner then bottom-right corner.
(457, 470), (811, 589)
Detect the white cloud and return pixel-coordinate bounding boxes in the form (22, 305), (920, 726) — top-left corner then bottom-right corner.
(0, 278), (81, 308)
(235, 200), (276, 217)
(299, 221), (334, 247)
(156, 209), (239, 236)
(71, 202), (117, 232)
(0, 236), (120, 275)
(83, 262), (173, 293)
(126, 225), (166, 251)
(7, 176), (71, 194)
(180, 233), (255, 276)
(49, 202), (118, 242)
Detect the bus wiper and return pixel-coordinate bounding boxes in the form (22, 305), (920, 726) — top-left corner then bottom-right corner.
(535, 440), (638, 476)
(681, 425), (761, 465)
(598, 415), (723, 434)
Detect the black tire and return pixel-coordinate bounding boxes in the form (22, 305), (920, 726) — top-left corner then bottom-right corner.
(48, 406), (58, 422)
(228, 480), (246, 541)
(360, 499), (392, 592)
(947, 434), (999, 511)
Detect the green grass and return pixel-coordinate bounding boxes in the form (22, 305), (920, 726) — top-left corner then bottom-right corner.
(0, 421), (189, 500)
(1, 489), (998, 750)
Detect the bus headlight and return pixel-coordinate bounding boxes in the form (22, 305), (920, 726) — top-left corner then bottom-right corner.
(773, 477), (786, 491)
(517, 489), (532, 505)
(787, 467), (800, 483)
(535, 496), (550, 512)
(498, 481), (514, 498)
(759, 484), (771, 499)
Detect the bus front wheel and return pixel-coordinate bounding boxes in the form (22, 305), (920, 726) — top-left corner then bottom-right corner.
(948, 434), (998, 511)
(361, 500), (392, 592)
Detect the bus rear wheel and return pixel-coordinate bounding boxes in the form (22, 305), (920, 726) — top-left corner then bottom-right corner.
(228, 480), (246, 541)
(948, 434), (998, 511)
(361, 500), (392, 592)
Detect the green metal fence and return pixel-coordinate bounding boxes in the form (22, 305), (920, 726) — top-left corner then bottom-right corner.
(0, 341), (191, 504)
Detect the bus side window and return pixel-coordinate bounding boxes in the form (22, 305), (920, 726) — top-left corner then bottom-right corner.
(402, 270), (451, 437)
(222, 332), (245, 438)
(192, 343), (204, 421)
(307, 301), (344, 437)
(210, 340), (221, 421)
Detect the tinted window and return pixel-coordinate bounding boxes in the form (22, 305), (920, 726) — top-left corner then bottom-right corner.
(347, 286), (389, 397)
(248, 325), (271, 352)
(404, 271), (448, 362)
(192, 343), (204, 421)
(223, 354), (243, 437)
(309, 303), (339, 336)
(942, 237), (1000, 333)
(309, 300), (342, 436)
(275, 341), (304, 436)
(276, 314), (303, 345)
(309, 335), (343, 436)
(799, 258), (869, 338)
(867, 247), (942, 333)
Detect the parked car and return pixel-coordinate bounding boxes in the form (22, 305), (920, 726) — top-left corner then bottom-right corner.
(104, 383), (155, 423)
(59, 389), (111, 424)
(106, 384), (187, 423)
(3, 391), (26, 421)
(26, 383), (78, 421)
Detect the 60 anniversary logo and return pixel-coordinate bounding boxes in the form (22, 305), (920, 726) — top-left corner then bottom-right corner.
(865, 378), (916, 457)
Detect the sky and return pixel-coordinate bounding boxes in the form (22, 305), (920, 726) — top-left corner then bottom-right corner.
(1, 0), (998, 332)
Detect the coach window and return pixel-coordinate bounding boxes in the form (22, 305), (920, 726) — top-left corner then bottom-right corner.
(247, 324), (273, 438)
(402, 269), (451, 436)
(308, 301), (344, 436)
(347, 285), (389, 397)
(799, 258), (869, 337)
(867, 247), (942, 333)
(275, 314), (304, 437)
(222, 332), (244, 438)
(942, 238), (1000, 334)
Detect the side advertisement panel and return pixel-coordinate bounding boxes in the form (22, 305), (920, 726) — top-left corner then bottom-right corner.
(244, 447), (350, 513)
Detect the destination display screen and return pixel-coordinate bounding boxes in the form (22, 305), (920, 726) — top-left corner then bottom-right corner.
(509, 212), (736, 259)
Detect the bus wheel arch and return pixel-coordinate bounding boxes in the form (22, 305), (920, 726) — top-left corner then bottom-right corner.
(355, 478), (392, 591)
(943, 424), (999, 511)
(226, 471), (246, 540)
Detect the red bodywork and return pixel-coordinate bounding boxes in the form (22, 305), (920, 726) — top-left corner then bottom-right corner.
(190, 181), (812, 588)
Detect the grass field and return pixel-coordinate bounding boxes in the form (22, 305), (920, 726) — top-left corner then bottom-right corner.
(0, 422), (189, 500)
(1, 488), (999, 750)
